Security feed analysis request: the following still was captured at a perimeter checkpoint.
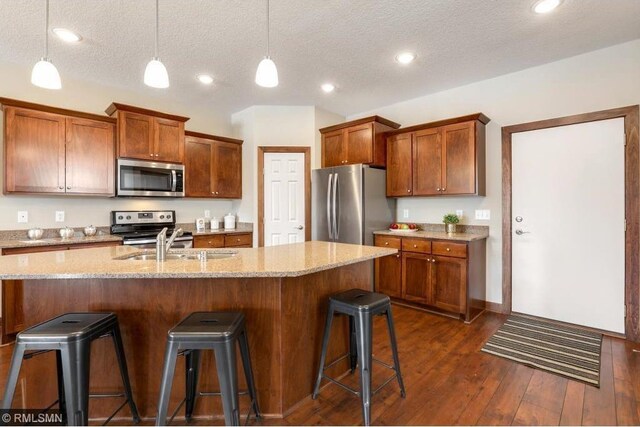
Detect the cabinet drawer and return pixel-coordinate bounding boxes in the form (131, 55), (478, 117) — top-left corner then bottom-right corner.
(193, 235), (225, 248)
(374, 235), (401, 249)
(224, 233), (252, 247)
(432, 241), (467, 258)
(401, 238), (431, 254)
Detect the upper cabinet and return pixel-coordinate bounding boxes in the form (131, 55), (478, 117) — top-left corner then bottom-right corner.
(319, 116), (400, 168)
(386, 113), (490, 197)
(184, 131), (243, 199)
(105, 103), (189, 164)
(2, 98), (116, 196)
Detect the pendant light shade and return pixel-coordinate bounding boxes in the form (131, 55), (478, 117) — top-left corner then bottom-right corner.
(144, 0), (169, 88)
(144, 58), (169, 88)
(255, 56), (278, 88)
(255, 0), (278, 87)
(32, 0), (61, 90)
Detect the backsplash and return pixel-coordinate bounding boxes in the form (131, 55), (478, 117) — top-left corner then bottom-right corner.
(414, 223), (489, 234)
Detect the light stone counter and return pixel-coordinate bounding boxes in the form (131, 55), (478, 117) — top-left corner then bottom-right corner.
(374, 229), (489, 242)
(0, 241), (396, 280)
(0, 234), (122, 250)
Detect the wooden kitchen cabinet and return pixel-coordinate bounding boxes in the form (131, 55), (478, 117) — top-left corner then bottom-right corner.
(106, 103), (189, 164)
(193, 232), (253, 249)
(320, 116), (400, 168)
(184, 131), (243, 199)
(385, 113), (489, 197)
(2, 99), (116, 196)
(374, 233), (486, 322)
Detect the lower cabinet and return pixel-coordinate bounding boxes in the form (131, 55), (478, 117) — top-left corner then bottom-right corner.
(193, 232), (253, 249)
(0, 240), (122, 343)
(374, 234), (486, 322)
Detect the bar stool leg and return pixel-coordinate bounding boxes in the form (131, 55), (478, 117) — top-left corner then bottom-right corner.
(312, 303), (335, 399)
(184, 350), (202, 422)
(59, 344), (89, 427)
(238, 328), (261, 418)
(349, 316), (358, 373)
(214, 342), (240, 426)
(55, 351), (68, 425)
(354, 313), (373, 427)
(156, 341), (180, 426)
(111, 323), (141, 423)
(1, 343), (26, 409)
(385, 307), (406, 397)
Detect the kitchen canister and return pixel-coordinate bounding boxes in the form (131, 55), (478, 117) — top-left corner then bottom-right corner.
(224, 213), (236, 230)
(211, 217), (220, 230)
(195, 218), (206, 232)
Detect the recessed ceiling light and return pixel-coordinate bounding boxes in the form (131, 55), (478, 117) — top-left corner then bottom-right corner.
(532, 0), (562, 14)
(52, 28), (82, 43)
(395, 52), (416, 65)
(321, 83), (335, 93)
(196, 74), (214, 85)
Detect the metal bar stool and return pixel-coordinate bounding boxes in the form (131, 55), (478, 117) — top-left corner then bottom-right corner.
(155, 312), (260, 426)
(1, 312), (140, 426)
(312, 289), (406, 426)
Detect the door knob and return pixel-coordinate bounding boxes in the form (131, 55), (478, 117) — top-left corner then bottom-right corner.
(515, 229), (531, 235)
(295, 225), (304, 230)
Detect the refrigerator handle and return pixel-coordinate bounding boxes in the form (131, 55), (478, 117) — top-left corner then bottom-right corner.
(332, 173), (339, 240)
(327, 173), (334, 239)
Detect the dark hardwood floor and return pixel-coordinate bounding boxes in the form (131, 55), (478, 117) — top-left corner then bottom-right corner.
(1, 305), (639, 425)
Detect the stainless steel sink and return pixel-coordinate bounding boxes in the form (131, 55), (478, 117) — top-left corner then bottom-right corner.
(115, 250), (237, 261)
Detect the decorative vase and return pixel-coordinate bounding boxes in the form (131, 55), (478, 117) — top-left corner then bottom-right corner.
(445, 223), (457, 234)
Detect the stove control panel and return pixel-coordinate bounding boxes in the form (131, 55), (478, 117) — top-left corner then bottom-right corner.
(111, 210), (175, 226)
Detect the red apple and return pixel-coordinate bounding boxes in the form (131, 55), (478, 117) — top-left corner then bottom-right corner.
(390, 223), (399, 230)
(409, 223), (417, 230)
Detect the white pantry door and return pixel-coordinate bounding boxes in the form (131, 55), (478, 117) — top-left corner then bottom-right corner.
(512, 118), (625, 333)
(264, 152), (306, 246)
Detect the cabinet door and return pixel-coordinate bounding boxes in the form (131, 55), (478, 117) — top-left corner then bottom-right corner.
(185, 136), (214, 197)
(346, 123), (374, 164)
(442, 121), (475, 195)
(154, 117), (184, 163)
(212, 141), (242, 198)
(4, 107), (66, 193)
(375, 253), (402, 298)
(413, 127), (443, 196)
(118, 111), (154, 160)
(386, 133), (413, 197)
(402, 252), (431, 304)
(431, 255), (467, 314)
(322, 129), (346, 167)
(65, 118), (115, 195)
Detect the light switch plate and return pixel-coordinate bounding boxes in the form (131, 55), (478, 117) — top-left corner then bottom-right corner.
(204, 210), (211, 218)
(475, 209), (491, 220)
(55, 211), (65, 222)
(17, 211), (28, 223)
(403, 209), (409, 219)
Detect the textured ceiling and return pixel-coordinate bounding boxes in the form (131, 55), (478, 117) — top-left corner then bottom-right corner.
(0, 0), (639, 117)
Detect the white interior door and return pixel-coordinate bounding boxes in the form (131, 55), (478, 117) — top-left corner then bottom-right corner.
(264, 152), (306, 246)
(512, 118), (625, 333)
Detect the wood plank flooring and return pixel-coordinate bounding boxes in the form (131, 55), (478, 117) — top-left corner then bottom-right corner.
(1, 305), (639, 425)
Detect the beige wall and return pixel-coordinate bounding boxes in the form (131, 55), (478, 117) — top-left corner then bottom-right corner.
(347, 39), (640, 304)
(0, 61), (234, 230)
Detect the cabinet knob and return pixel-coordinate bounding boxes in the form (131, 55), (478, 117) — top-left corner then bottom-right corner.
(237, 238), (241, 242)
(58, 186), (64, 190)
(396, 254), (400, 258)
(446, 248), (451, 252)
(150, 154), (154, 157)
(413, 244), (417, 248)
(66, 186), (71, 190)
(216, 192), (219, 195)
(431, 259), (436, 263)
(407, 189), (411, 193)
(436, 187), (441, 191)
(384, 242), (389, 245)
(208, 241), (212, 245)
(212, 192), (215, 194)
(442, 187), (446, 191)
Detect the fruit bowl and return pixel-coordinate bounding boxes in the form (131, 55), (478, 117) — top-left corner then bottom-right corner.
(388, 228), (418, 233)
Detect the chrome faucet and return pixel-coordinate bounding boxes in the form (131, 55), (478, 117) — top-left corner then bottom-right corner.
(155, 227), (184, 261)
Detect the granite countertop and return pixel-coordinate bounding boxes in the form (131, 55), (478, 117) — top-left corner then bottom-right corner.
(0, 234), (122, 250)
(0, 241), (396, 280)
(182, 222), (253, 237)
(374, 229), (489, 242)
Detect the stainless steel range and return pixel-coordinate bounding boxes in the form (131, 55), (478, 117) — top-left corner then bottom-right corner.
(110, 210), (193, 249)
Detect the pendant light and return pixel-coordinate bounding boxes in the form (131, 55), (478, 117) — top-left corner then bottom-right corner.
(144, 0), (169, 88)
(255, 0), (278, 88)
(31, 0), (61, 90)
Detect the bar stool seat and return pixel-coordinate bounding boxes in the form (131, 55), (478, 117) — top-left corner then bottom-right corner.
(156, 312), (260, 426)
(312, 289), (406, 426)
(1, 312), (140, 426)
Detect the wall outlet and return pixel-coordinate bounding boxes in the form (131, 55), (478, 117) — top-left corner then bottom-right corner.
(456, 210), (464, 218)
(204, 210), (211, 219)
(475, 209), (491, 220)
(403, 209), (409, 219)
(55, 211), (65, 222)
(17, 211), (28, 223)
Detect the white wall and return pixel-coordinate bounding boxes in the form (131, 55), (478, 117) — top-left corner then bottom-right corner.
(348, 39), (640, 305)
(231, 105), (344, 246)
(0, 61), (234, 230)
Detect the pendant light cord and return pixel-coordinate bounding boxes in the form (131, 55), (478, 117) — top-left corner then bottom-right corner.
(44, 0), (49, 58)
(266, 0), (270, 57)
(155, 0), (159, 58)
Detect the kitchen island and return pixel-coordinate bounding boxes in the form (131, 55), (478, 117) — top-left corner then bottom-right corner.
(0, 242), (395, 422)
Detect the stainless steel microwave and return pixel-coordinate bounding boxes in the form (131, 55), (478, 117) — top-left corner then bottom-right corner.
(116, 159), (184, 197)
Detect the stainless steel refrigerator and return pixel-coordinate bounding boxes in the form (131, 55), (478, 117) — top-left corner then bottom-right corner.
(312, 164), (396, 246)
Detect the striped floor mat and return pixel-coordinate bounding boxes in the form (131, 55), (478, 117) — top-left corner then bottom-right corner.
(481, 314), (602, 387)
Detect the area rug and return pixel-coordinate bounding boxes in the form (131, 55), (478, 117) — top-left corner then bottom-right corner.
(481, 314), (602, 387)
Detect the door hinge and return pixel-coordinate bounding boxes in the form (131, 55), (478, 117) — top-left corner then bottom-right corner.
(625, 219), (627, 231)
(624, 304), (627, 317)
(624, 133), (627, 146)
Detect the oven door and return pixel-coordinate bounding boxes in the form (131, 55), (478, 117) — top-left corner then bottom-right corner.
(123, 236), (193, 249)
(117, 159), (184, 197)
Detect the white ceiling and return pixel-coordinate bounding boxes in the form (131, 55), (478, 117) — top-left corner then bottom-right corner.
(0, 0), (639, 118)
